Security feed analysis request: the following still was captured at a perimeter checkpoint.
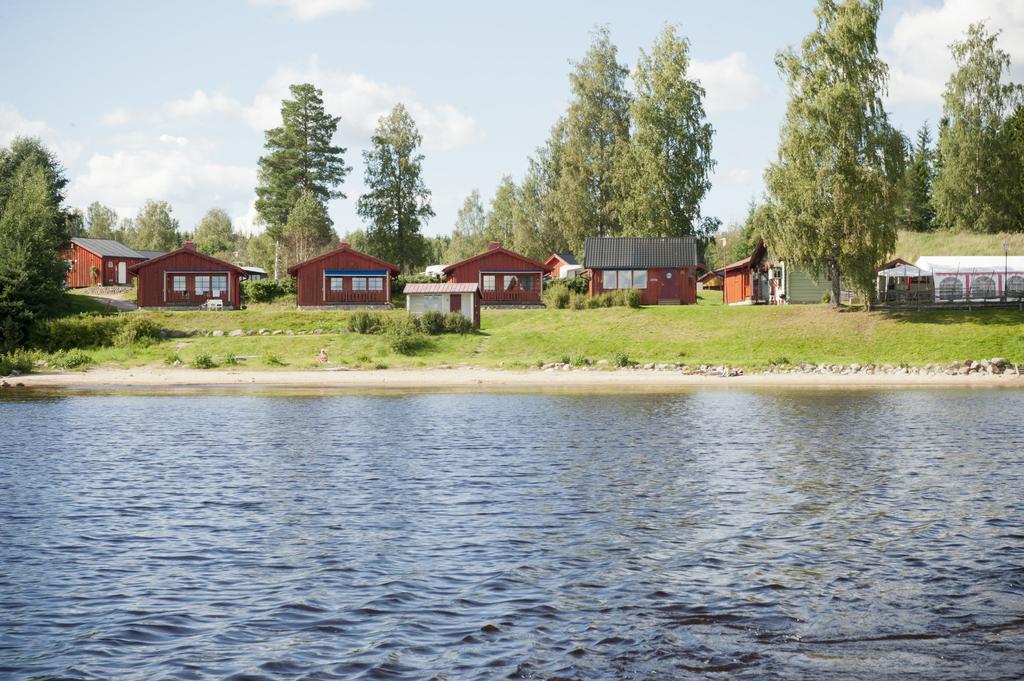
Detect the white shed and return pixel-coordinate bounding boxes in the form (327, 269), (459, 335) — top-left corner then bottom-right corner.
(404, 282), (481, 328)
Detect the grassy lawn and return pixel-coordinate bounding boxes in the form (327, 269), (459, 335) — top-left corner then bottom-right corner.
(895, 229), (1024, 263)
(55, 293), (1024, 371)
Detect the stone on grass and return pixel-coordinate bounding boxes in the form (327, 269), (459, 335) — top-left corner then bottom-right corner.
(212, 330), (225, 337)
(229, 329), (245, 337)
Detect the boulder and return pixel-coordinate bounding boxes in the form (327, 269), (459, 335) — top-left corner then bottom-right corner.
(212, 330), (225, 337)
(259, 328), (270, 335)
(229, 329), (245, 337)
(991, 357), (1009, 368)
(272, 330), (284, 335)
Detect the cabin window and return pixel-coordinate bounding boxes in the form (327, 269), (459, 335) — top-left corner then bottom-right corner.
(173, 275), (187, 292)
(520, 276), (534, 292)
(504, 275), (519, 291)
(483, 275), (496, 291)
(352, 277), (367, 291)
(368, 277), (384, 291)
(617, 270), (632, 289)
(195, 276), (211, 295)
(211, 275), (228, 297)
(632, 270), (648, 289)
(602, 270), (617, 289)
(330, 277), (344, 291)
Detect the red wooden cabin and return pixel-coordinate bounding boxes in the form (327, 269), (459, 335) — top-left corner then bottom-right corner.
(584, 237), (698, 305)
(721, 240), (768, 305)
(62, 238), (154, 288)
(443, 241), (545, 305)
(128, 241), (244, 309)
(287, 241), (400, 308)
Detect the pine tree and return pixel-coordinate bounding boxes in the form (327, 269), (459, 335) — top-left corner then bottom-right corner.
(0, 162), (69, 351)
(616, 24), (715, 238)
(763, 0), (905, 308)
(899, 124), (937, 232)
(255, 82), (350, 277)
(933, 23), (1022, 233)
(357, 104), (434, 271)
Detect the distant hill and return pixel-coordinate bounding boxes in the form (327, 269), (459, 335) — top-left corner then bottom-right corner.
(896, 230), (1024, 263)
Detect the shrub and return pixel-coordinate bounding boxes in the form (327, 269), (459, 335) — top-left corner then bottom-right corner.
(223, 355), (240, 366)
(191, 353), (217, 369)
(419, 310), (446, 335)
(384, 315), (425, 355)
(113, 315), (163, 347)
(164, 353), (182, 366)
(241, 278), (294, 303)
(543, 286), (571, 309)
(624, 289), (642, 308)
(262, 353), (286, 366)
(570, 354), (590, 367)
(50, 349), (93, 369)
(613, 351), (633, 367)
(443, 312), (474, 334)
(32, 314), (122, 351)
(348, 310), (385, 334)
(569, 293), (588, 310)
(0, 349), (37, 375)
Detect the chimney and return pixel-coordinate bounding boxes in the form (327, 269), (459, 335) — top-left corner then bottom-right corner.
(183, 240), (196, 251)
(488, 241), (501, 251)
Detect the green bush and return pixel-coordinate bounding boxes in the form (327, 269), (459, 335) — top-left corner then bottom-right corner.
(0, 349), (37, 375)
(164, 353), (182, 366)
(223, 355), (240, 366)
(624, 289), (642, 308)
(32, 314), (122, 351)
(384, 314), (425, 355)
(191, 353), (217, 369)
(569, 293), (588, 310)
(613, 351), (633, 367)
(242, 278), (294, 303)
(543, 286), (571, 309)
(113, 315), (163, 347)
(49, 349), (93, 369)
(570, 353), (590, 367)
(262, 353), (286, 366)
(347, 310), (386, 334)
(419, 310), (446, 335)
(443, 312), (474, 334)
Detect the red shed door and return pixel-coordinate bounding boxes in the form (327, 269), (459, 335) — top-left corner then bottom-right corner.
(449, 294), (462, 313)
(659, 269), (679, 300)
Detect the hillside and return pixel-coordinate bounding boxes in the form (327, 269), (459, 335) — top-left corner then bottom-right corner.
(894, 230), (1024, 263)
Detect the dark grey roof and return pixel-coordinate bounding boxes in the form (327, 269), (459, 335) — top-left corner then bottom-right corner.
(134, 249), (166, 260)
(71, 237), (146, 259)
(584, 237), (698, 269)
(556, 252), (578, 265)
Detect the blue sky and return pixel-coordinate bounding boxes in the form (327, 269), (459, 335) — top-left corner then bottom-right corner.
(2, 0), (1022, 242)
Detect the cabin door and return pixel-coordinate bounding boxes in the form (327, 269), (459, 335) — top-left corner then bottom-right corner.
(659, 269), (679, 300)
(449, 294), (462, 313)
(117, 262), (127, 285)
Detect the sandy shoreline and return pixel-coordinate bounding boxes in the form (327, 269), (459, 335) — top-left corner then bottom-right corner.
(6, 366), (1024, 392)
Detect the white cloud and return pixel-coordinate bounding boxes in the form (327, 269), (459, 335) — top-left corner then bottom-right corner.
(250, 0), (369, 21)
(243, 58), (479, 150)
(885, 0), (1024, 104)
(0, 103), (50, 146)
(723, 167), (755, 186)
(690, 52), (764, 113)
(163, 90), (240, 118)
(68, 134), (256, 231)
(99, 107), (131, 126)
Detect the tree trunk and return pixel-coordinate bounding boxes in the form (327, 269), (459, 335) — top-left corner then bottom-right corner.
(829, 259), (841, 309)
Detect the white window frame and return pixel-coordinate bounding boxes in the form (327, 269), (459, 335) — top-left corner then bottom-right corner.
(520, 275), (534, 292)
(368, 277), (384, 291)
(211, 274), (228, 298)
(173, 275), (187, 293)
(329, 277), (344, 292)
(603, 270), (617, 289)
(617, 270), (632, 289)
(632, 270), (648, 289)
(504, 274), (519, 292)
(482, 274), (496, 291)
(352, 277), (367, 291)
(194, 275), (211, 296)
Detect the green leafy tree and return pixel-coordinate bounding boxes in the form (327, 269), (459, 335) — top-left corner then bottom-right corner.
(934, 23), (1022, 233)
(0, 137), (69, 218)
(444, 190), (489, 263)
(133, 200), (180, 251)
(899, 124), (937, 232)
(357, 103), (434, 271)
(485, 176), (518, 247)
(255, 84), (350, 237)
(763, 0), (905, 308)
(86, 202), (119, 240)
(243, 232), (277, 275)
(548, 27), (631, 252)
(616, 24), (715, 238)
(194, 208), (236, 258)
(0, 162), (69, 351)
(282, 191), (336, 266)
(1005, 104), (1024, 228)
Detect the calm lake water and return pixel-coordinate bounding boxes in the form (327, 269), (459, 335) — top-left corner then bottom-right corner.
(1, 388), (1022, 680)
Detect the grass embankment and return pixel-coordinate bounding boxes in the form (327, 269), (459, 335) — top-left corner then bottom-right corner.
(49, 291), (1024, 372)
(895, 230), (1024, 263)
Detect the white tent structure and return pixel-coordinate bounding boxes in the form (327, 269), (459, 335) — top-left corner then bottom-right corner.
(876, 264), (934, 304)
(915, 256), (1024, 302)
